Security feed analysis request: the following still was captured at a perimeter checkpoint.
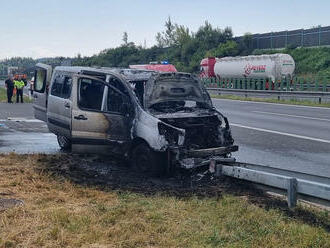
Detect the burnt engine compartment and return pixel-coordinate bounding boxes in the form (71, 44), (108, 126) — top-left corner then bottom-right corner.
(160, 115), (233, 149)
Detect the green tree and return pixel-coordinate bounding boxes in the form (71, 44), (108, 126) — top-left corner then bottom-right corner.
(122, 32), (128, 45)
(174, 24), (191, 46)
(206, 40), (239, 58)
(156, 17), (177, 47)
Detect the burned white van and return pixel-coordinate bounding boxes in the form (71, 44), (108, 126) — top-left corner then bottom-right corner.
(33, 64), (238, 174)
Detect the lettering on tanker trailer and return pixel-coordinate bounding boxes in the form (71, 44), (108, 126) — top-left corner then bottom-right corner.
(244, 64), (266, 76)
(200, 53), (295, 82)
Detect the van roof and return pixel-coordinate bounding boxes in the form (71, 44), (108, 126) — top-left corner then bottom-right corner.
(51, 65), (194, 83)
(53, 66), (117, 74)
(53, 66), (156, 82)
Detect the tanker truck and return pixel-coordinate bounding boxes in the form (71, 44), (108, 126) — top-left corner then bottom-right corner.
(200, 53), (295, 82)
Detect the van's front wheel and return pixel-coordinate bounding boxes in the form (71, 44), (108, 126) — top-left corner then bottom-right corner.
(57, 135), (71, 151)
(131, 143), (165, 176)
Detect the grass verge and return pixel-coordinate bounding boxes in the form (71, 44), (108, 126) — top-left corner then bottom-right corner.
(0, 154), (329, 248)
(0, 87), (32, 103)
(211, 94), (330, 108)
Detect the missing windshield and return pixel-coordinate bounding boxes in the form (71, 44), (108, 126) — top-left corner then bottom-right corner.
(145, 77), (212, 113)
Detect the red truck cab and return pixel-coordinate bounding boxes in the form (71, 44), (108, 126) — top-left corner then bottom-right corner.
(200, 57), (216, 78)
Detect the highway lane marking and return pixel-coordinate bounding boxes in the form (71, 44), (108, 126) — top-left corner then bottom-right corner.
(231, 123), (330, 144)
(252, 111), (330, 122)
(212, 98), (330, 110)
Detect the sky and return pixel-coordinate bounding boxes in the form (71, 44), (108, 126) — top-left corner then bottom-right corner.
(0, 0), (329, 59)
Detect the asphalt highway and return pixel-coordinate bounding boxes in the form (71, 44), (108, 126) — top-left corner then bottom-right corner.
(212, 98), (330, 178)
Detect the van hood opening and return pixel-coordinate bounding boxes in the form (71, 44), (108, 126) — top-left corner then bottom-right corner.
(144, 73), (212, 113)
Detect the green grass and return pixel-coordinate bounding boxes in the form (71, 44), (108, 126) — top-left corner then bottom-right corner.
(0, 154), (329, 248)
(0, 87), (32, 103)
(211, 94), (330, 108)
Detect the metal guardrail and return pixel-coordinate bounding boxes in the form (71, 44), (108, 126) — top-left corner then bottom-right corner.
(215, 162), (330, 208)
(202, 77), (330, 92)
(207, 88), (330, 103)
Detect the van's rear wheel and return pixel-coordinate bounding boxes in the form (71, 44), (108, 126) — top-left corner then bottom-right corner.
(57, 135), (71, 151)
(131, 143), (165, 176)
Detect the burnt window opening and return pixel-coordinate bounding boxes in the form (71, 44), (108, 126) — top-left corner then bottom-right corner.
(107, 87), (130, 114)
(62, 77), (72, 99)
(51, 75), (64, 97)
(108, 77), (128, 96)
(133, 81), (145, 105)
(78, 78), (105, 111)
(51, 75), (73, 99)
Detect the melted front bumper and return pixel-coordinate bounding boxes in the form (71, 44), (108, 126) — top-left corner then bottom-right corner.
(170, 145), (239, 169)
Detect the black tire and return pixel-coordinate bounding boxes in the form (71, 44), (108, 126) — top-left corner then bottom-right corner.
(131, 143), (165, 176)
(57, 135), (72, 151)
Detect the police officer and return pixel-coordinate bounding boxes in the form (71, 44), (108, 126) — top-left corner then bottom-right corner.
(5, 76), (14, 103)
(14, 77), (25, 103)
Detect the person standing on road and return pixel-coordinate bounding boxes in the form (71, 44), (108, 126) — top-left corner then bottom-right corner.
(29, 76), (34, 99)
(5, 76), (14, 103)
(14, 76), (25, 103)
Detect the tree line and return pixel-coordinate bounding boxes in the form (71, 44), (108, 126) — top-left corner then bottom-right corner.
(74, 18), (253, 73)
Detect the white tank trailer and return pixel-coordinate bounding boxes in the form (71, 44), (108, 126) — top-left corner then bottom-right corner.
(203, 54), (295, 81)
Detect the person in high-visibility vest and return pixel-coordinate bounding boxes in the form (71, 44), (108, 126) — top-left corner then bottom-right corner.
(14, 77), (25, 103)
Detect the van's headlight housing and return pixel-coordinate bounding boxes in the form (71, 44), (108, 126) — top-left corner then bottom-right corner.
(216, 114), (229, 129)
(158, 122), (185, 146)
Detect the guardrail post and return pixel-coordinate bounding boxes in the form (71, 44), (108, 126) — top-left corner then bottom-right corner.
(215, 164), (222, 177)
(307, 78), (311, 91)
(287, 178), (298, 208)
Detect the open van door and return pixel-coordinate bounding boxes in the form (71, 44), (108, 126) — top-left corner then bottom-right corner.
(70, 75), (132, 155)
(33, 63), (53, 122)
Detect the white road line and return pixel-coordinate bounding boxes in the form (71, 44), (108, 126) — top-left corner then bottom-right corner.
(231, 123), (330, 144)
(252, 111), (330, 122)
(212, 98), (330, 110)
